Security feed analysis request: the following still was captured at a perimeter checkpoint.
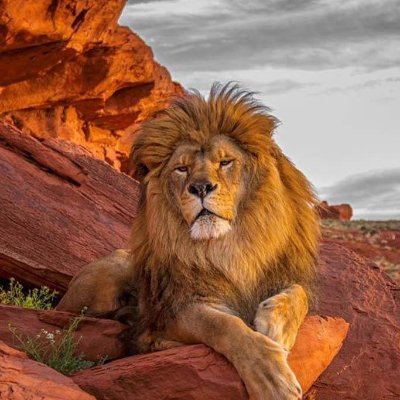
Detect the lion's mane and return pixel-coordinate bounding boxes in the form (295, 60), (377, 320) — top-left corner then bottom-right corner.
(129, 83), (320, 345)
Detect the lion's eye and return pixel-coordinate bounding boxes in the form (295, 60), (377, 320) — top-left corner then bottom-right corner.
(175, 166), (188, 174)
(220, 160), (234, 168)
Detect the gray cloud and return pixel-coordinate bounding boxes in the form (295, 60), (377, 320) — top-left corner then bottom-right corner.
(120, 0), (400, 73)
(319, 168), (400, 220)
(227, 0), (320, 14)
(126, 0), (170, 4)
(183, 78), (314, 95)
(120, 0), (400, 219)
(321, 75), (400, 94)
(257, 80), (315, 94)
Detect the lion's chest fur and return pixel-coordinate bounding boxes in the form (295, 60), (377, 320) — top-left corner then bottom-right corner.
(137, 242), (272, 329)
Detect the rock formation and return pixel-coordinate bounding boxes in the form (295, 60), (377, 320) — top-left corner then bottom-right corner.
(312, 241), (400, 399)
(72, 316), (349, 400)
(0, 305), (128, 362)
(318, 201), (353, 221)
(1, 125), (399, 399)
(0, 122), (139, 292)
(0, 0), (183, 171)
(0, 340), (95, 400)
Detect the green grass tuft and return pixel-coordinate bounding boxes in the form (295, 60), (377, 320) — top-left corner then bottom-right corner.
(0, 278), (58, 310)
(9, 313), (106, 375)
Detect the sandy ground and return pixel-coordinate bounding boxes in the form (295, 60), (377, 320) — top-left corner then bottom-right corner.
(321, 220), (400, 284)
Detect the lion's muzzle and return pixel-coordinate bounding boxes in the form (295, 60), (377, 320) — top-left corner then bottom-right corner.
(190, 211), (231, 240)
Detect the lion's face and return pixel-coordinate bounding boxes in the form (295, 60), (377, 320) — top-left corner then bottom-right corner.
(163, 135), (248, 240)
(131, 84), (279, 243)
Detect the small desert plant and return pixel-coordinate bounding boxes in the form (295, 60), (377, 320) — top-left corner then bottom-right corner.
(9, 313), (106, 375)
(0, 278), (58, 310)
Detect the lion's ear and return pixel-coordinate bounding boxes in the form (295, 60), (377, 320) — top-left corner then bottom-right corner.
(132, 162), (149, 183)
(128, 111), (177, 182)
(129, 142), (150, 183)
(129, 130), (165, 183)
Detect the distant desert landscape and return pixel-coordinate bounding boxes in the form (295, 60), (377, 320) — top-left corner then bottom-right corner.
(322, 219), (400, 284)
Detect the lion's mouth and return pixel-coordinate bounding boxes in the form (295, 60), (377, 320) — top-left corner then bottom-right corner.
(195, 208), (215, 220)
(190, 208), (232, 240)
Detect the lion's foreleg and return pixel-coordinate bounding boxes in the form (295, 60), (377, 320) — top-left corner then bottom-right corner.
(162, 303), (302, 400)
(254, 284), (308, 351)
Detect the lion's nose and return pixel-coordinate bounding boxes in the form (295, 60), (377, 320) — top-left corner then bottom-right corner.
(188, 181), (217, 198)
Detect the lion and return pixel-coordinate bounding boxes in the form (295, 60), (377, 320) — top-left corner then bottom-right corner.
(57, 83), (320, 400)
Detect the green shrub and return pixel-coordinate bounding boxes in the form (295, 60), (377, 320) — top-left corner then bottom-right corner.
(9, 313), (106, 375)
(0, 278), (58, 310)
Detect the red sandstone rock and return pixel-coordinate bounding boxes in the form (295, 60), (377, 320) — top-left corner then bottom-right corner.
(0, 0), (183, 171)
(318, 201), (353, 221)
(0, 123), (140, 291)
(310, 241), (400, 399)
(0, 304), (128, 362)
(72, 315), (349, 399)
(0, 340), (95, 400)
(288, 316), (349, 393)
(75, 345), (248, 400)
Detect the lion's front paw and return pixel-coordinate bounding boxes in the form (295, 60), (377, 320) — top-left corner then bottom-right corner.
(233, 333), (302, 400)
(254, 284), (308, 351)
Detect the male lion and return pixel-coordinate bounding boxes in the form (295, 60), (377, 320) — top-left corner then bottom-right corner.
(58, 83), (320, 400)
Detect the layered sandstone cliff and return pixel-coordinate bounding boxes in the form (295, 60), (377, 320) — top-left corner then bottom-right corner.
(0, 0), (183, 171)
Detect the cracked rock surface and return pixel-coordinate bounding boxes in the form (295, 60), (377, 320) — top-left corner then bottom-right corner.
(0, 122), (139, 291)
(0, 340), (95, 400)
(0, 0), (182, 171)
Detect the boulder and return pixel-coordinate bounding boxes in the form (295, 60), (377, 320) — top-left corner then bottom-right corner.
(0, 123), (140, 292)
(0, 0), (183, 171)
(0, 340), (95, 400)
(0, 304), (128, 362)
(310, 241), (400, 399)
(318, 201), (353, 221)
(72, 315), (349, 400)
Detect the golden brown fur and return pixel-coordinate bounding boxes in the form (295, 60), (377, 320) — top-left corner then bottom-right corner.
(56, 249), (133, 315)
(58, 83), (320, 399)
(129, 83), (319, 346)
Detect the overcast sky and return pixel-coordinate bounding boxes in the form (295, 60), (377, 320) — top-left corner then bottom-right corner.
(120, 0), (400, 219)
